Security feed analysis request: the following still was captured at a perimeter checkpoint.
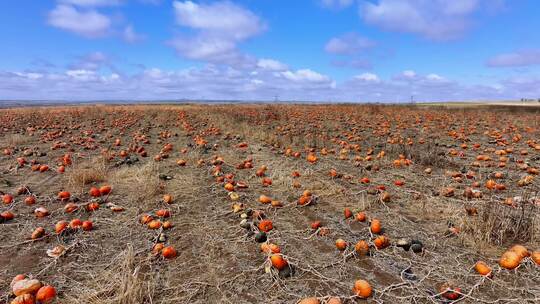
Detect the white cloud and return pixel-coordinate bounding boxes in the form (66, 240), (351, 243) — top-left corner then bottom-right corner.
(426, 73), (443, 81)
(281, 69), (331, 83)
(122, 25), (145, 43)
(325, 33), (375, 55)
(361, 0), (485, 40)
(48, 5), (111, 38)
(402, 70), (416, 78)
(354, 72), (380, 82)
(171, 1), (265, 66)
(257, 59), (288, 71)
(486, 49), (540, 67)
(173, 1), (264, 40)
(320, 0), (354, 9)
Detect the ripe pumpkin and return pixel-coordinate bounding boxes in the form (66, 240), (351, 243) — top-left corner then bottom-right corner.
(140, 214), (153, 224)
(509, 245), (530, 259)
(355, 212), (366, 222)
(34, 207), (49, 218)
(24, 196), (36, 205)
(35, 285), (56, 303)
(152, 243), (164, 255)
(344, 208), (353, 219)
(298, 297), (319, 304)
(260, 243), (281, 254)
(148, 220), (162, 229)
(335, 239), (347, 251)
(57, 191), (70, 201)
(162, 246), (177, 259)
(89, 187), (101, 197)
(156, 209), (171, 218)
(474, 261), (492, 276)
(55, 221), (68, 234)
(258, 219), (273, 232)
(163, 194), (173, 204)
(439, 282), (462, 300)
(3, 194), (14, 204)
(370, 219), (382, 234)
(259, 195), (272, 204)
(374, 235), (390, 250)
(354, 240), (369, 255)
(224, 183), (235, 192)
(352, 279), (372, 298)
(99, 185), (112, 195)
(531, 251), (540, 265)
(12, 279), (42, 296)
(64, 203), (78, 213)
(69, 218), (82, 229)
(499, 251), (521, 270)
(82, 221), (93, 231)
(311, 221), (322, 230)
(86, 202), (100, 211)
(31, 227), (45, 240)
(10, 294), (35, 304)
(162, 221), (173, 230)
(270, 254), (288, 270)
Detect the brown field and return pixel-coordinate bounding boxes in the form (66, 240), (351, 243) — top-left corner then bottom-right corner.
(0, 104), (539, 303)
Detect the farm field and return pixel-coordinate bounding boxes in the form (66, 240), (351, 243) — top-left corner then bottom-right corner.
(0, 104), (539, 304)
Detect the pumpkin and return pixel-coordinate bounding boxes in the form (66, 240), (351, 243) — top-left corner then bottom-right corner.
(163, 194), (173, 204)
(509, 245), (530, 259)
(64, 203), (78, 213)
(306, 153), (318, 163)
(31, 227), (45, 239)
(82, 221), (93, 231)
(1, 211), (15, 221)
(370, 219), (382, 234)
(89, 187), (101, 197)
(531, 251), (540, 265)
(354, 240), (369, 255)
(70, 218), (82, 229)
(24, 196), (36, 205)
(374, 235), (390, 250)
(86, 202), (99, 211)
(99, 185), (112, 195)
(344, 208), (353, 219)
(270, 254), (288, 270)
(57, 191), (70, 201)
(148, 220), (162, 229)
(355, 212), (366, 222)
(140, 214), (153, 224)
(34, 207), (49, 218)
(224, 183), (235, 192)
(35, 285), (56, 303)
(55, 221), (68, 234)
(10, 294), (35, 304)
(271, 200), (283, 207)
(259, 195), (272, 204)
(261, 243), (281, 254)
(12, 279), (42, 296)
(152, 243), (164, 255)
(156, 209), (171, 218)
(298, 297), (319, 304)
(11, 275), (26, 289)
(162, 221), (173, 230)
(162, 246), (177, 259)
(311, 221), (322, 230)
(474, 261), (492, 276)
(258, 219), (273, 232)
(352, 279), (372, 298)
(335, 239), (347, 251)
(439, 282), (462, 300)
(3, 194), (14, 204)
(499, 251), (521, 270)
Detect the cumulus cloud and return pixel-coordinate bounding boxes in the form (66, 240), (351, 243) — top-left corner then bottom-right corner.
(486, 49), (540, 67)
(257, 59), (288, 71)
(48, 4), (112, 38)
(354, 72), (380, 82)
(360, 0), (492, 40)
(122, 25), (145, 43)
(325, 33), (375, 55)
(281, 69), (332, 83)
(170, 1), (265, 66)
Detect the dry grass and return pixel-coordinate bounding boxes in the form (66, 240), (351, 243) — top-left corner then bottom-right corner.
(65, 156), (108, 191)
(109, 161), (162, 203)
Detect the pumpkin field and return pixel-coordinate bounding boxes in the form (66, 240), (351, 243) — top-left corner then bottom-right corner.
(0, 104), (539, 304)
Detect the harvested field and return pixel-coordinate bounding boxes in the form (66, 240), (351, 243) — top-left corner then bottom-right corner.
(0, 104), (539, 303)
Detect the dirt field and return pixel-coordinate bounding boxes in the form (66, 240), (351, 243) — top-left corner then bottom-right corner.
(0, 104), (539, 304)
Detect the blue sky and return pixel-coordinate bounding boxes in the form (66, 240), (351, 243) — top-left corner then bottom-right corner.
(1, 0), (540, 102)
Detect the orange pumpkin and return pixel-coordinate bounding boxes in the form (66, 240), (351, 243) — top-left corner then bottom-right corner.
(82, 221), (93, 231)
(162, 246), (177, 259)
(35, 285), (56, 303)
(355, 212), (366, 222)
(57, 191), (70, 201)
(344, 208), (353, 219)
(499, 251), (521, 270)
(474, 261), (492, 276)
(270, 254), (288, 270)
(531, 251), (540, 265)
(352, 279), (372, 298)
(258, 219), (273, 232)
(259, 195), (272, 204)
(99, 185), (112, 195)
(335, 239), (348, 251)
(374, 235), (390, 250)
(89, 187), (101, 197)
(354, 240), (369, 255)
(55, 221), (68, 234)
(370, 219), (382, 234)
